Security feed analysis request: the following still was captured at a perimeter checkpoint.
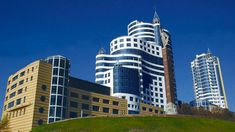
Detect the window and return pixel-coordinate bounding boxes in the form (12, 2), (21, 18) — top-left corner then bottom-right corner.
(134, 39), (137, 42)
(127, 43), (131, 47)
(5, 96), (8, 101)
(20, 71), (25, 77)
(82, 104), (89, 110)
(70, 112), (77, 118)
(38, 119), (43, 125)
(10, 92), (16, 98)
(18, 89), (23, 94)
(155, 110), (159, 113)
(113, 101), (119, 106)
(130, 97), (133, 101)
(160, 94), (163, 98)
(134, 44), (138, 47)
(126, 38), (131, 41)
(160, 99), (164, 103)
(32, 67), (34, 72)
(58, 86), (63, 94)
(58, 78), (64, 85)
(92, 97), (99, 102)
(39, 107), (44, 113)
(70, 101), (78, 108)
(121, 96), (125, 99)
(92, 105), (99, 111)
(23, 96), (26, 103)
(16, 98), (21, 105)
(30, 76), (33, 81)
(103, 107), (109, 113)
(40, 96), (46, 102)
(159, 88), (163, 92)
(142, 107), (146, 111)
(103, 99), (109, 104)
(70, 92), (78, 98)
(159, 83), (162, 86)
(59, 69), (64, 76)
(113, 109), (119, 114)
(57, 96), (62, 105)
(12, 75), (18, 82)
(52, 86), (56, 94)
(82, 95), (89, 100)
(8, 101), (14, 108)
(120, 39), (124, 42)
(120, 44), (124, 48)
(52, 77), (57, 84)
(11, 83), (17, 90)
(19, 80), (24, 85)
(41, 85), (47, 91)
(149, 108), (153, 112)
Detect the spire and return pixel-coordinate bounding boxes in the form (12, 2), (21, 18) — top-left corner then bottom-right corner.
(153, 10), (160, 24)
(207, 48), (211, 54)
(98, 48), (105, 54)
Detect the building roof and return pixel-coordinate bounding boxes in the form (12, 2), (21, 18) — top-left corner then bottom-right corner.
(68, 76), (110, 95)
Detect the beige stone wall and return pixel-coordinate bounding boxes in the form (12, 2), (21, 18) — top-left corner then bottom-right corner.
(2, 60), (52, 132)
(67, 87), (128, 117)
(139, 103), (164, 115)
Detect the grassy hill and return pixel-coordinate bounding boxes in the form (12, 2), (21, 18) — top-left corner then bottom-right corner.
(32, 116), (235, 132)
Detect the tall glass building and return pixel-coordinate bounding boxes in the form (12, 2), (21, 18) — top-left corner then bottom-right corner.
(45, 55), (70, 122)
(191, 51), (228, 109)
(96, 12), (177, 114)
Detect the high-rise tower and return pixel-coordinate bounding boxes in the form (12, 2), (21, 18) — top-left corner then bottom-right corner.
(95, 12), (178, 114)
(191, 51), (228, 109)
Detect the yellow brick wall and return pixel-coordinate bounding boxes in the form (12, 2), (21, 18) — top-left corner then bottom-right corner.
(2, 60), (52, 132)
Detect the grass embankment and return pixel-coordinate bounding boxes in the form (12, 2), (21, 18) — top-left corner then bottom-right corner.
(32, 116), (235, 132)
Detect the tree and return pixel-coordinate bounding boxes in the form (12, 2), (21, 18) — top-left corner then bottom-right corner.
(0, 115), (9, 132)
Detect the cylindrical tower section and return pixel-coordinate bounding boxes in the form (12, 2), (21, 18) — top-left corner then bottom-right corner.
(45, 55), (70, 123)
(128, 20), (155, 43)
(113, 64), (141, 114)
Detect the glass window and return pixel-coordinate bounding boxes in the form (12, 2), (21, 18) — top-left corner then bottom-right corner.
(127, 43), (131, 47)
(52, 86), (57, 94)
(142, 107), (146, 111)
(59, 69), (64, 76)
(82, 95), (89, 100)
(16, 98), (21, 105)
(38, 119), (43, 125)
(52, 77), (57, 84)
(19, 80), (24, 85)
(20, 71), (25, 77)
(54, 59), (59, 67)
(149, 108), (153, 112)
(40, 96), (46, 102)
(41, 85), (47, 91)
(58, 86), (63, 94)
(18, 89), (23, 94)
(50, 95), (56, 105)
(130, 97), (133, 101)
(113, 109), (119, 114)
(59, 78), (64, 85)
(103, 107), (109, 113)
(39, 107), (44, 113)
(70, 112), (77, 118)
(57, 96), (62, 105)
(49, 107), (55, 116)
(70, 92), (78, 98)
(70, 101), (78, 108)
(10, 92), (16, 98)
(56, 107), (61, 117)
(53, 68), (58, 75)
(113, 101), (119, 106)
(92, 97), (99, 102)
(60, 59), (65, 68)
(92, 105), (99, 111)
(103, 99), (109, 104)
(82, 104), (89, 110)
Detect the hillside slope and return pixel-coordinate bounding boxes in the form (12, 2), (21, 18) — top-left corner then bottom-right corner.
(32, 116), (235, 132)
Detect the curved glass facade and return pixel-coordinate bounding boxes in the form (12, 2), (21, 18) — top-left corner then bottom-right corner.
(45, 55), (70, 123)
(113, 66), (140, 95)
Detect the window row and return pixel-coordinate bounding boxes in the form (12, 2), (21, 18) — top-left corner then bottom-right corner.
(9, 66), (36, 85)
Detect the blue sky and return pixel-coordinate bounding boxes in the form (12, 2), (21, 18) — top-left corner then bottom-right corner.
(0, 0), (235, 116)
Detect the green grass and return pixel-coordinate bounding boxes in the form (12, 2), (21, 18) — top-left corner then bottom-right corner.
(32, 116), (235, 132)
